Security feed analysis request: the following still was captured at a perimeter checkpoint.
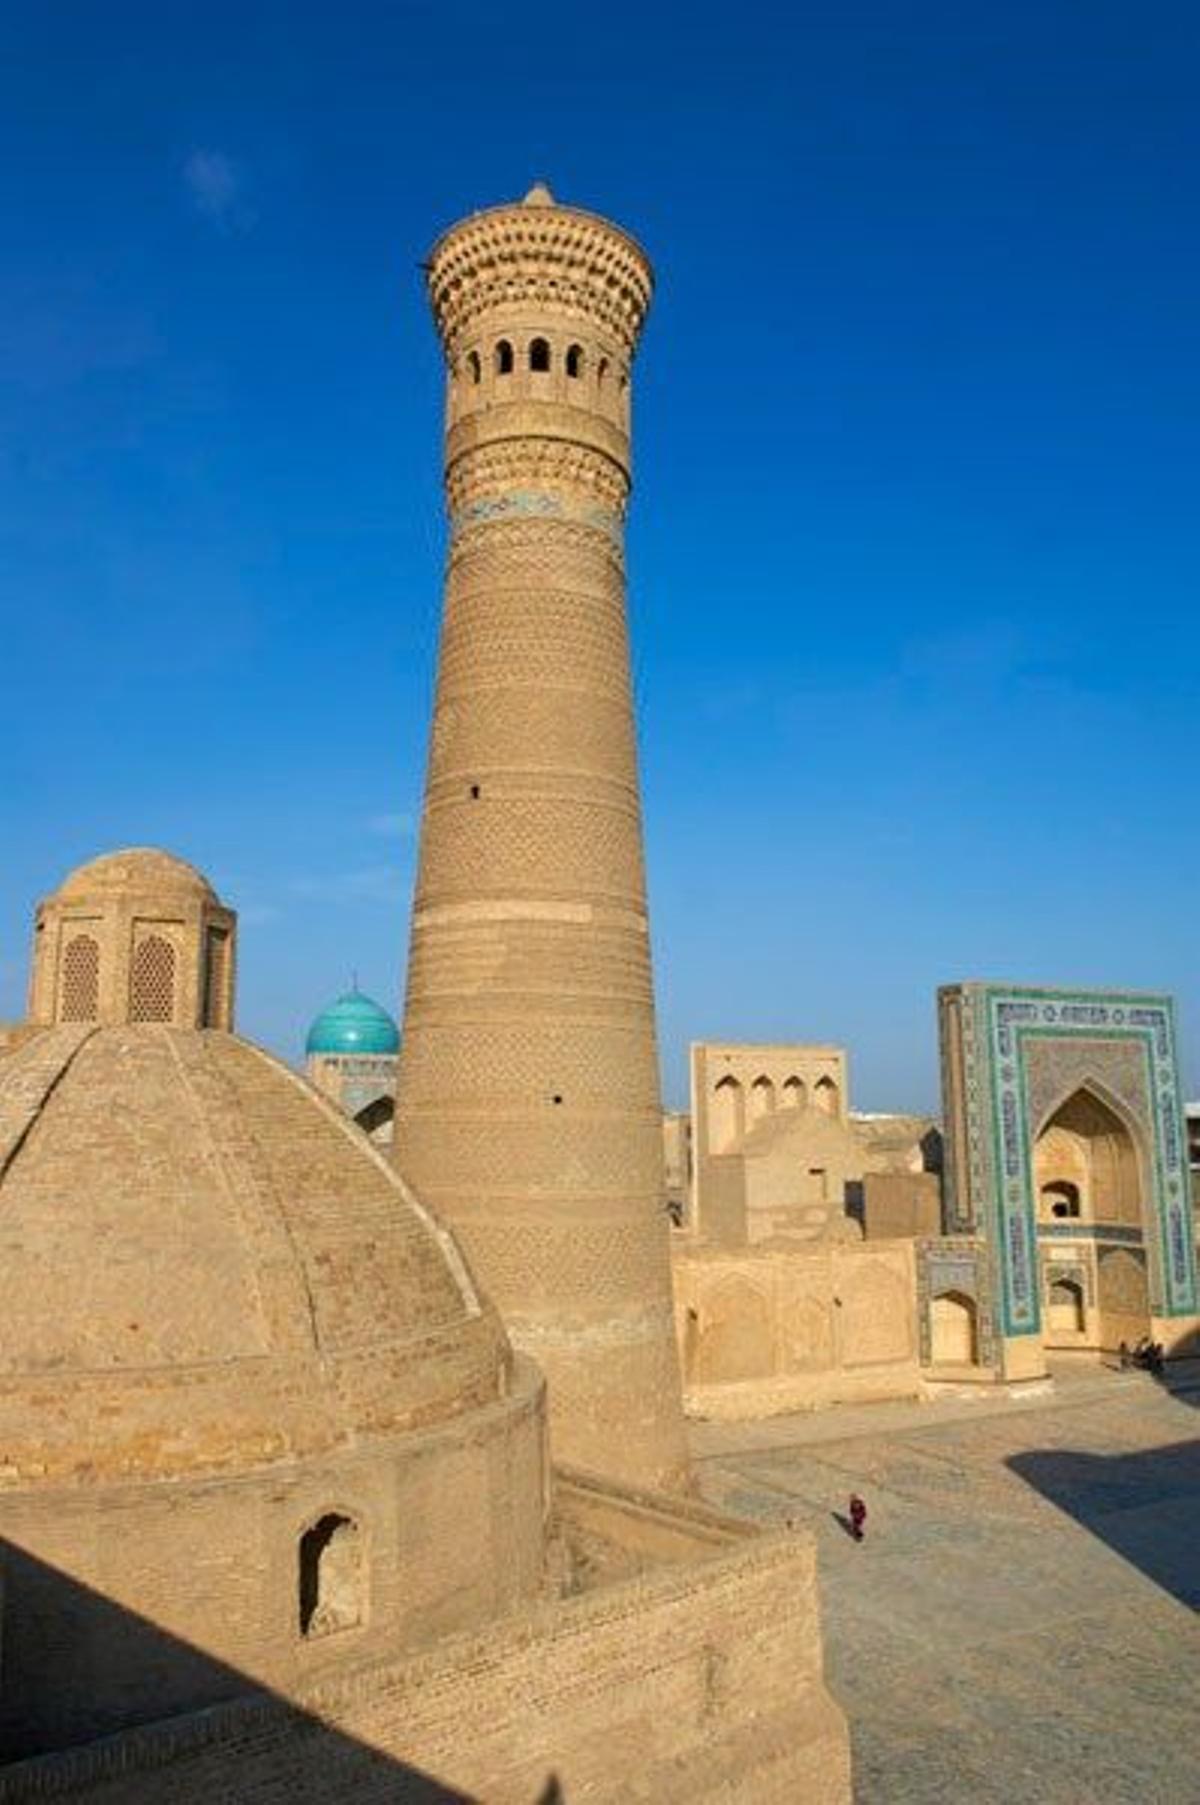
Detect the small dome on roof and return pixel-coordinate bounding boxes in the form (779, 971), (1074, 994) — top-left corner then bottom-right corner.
(307, 988), (400, 1056)
(55, 847), (216, 903)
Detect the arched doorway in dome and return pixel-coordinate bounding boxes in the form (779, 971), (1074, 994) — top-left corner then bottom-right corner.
(298, 1512), (365, 1639)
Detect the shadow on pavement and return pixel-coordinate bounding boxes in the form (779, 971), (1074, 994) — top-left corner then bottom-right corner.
(0, 1539), (476, 1800)
(1008, 1356), (1200, 1612)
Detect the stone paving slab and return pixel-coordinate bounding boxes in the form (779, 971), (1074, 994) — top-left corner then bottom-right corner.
(692, 1371), (1200, 1802)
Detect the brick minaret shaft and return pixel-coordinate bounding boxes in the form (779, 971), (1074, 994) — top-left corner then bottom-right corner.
(395, 185), (689, 1489)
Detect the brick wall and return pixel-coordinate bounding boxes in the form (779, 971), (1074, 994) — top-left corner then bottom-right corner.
(0, 1364), (547, 1760)
(675, 1240), (921, 1418)
(0, 1491), (849, 1804)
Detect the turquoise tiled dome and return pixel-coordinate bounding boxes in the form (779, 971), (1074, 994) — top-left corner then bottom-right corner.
(305, 989), (400, 1056)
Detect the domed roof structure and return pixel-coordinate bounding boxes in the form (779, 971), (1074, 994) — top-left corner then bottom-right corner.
(30, 846), (236, 1033)
(306, 988), (400, 1056)
(55, 847), (216, 902)
(0, 1023), (505, 1485)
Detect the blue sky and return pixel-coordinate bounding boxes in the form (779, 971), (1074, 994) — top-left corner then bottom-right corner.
(2, 1), (1197, 1109)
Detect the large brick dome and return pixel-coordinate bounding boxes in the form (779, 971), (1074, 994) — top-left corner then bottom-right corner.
(0, 1010), (546, 1759)
(0, 1023), (508, 1484)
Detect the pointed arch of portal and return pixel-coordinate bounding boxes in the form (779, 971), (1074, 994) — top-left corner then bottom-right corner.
(1032, 1077), (1145, 1231)
(1033, 1074), (1151, 1351)
(1032, 1073), (1143, 1148)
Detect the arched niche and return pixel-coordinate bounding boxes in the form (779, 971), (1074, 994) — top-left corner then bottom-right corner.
(1034, 1085), (1142, 1228)
(1040, 1180), (1081, 1221)
(748, 1075), (775, 1124)
(1047, 1275), (1086, 1337)
(813, 1075), (839, 1118)
(929, 1290), (978, 1365)
(692, 1278), (774, 1385)
(710, 1074), (744, 1152)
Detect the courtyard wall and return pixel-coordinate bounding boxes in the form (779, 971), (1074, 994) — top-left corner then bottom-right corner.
(674, 1240), (920, 1418)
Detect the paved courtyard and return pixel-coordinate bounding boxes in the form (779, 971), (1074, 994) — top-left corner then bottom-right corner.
(691, 1367), (1200, 1803)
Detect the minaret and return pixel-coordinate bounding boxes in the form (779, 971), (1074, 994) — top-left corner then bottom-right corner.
(395, 185), (689, 1489)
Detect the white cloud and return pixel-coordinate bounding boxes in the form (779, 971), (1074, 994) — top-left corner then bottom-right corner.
(183, 150), (253, 232)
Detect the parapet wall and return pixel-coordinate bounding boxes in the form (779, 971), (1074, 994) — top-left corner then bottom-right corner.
(0, 1476), (850, 1804)
(0, 1360), (548, 1761)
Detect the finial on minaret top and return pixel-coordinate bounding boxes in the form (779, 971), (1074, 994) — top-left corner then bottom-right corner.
(521, 181), (555, 207)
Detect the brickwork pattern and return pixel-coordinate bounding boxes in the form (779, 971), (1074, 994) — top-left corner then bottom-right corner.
(0, 1025), (510, 1484)
(394, 188), (688, 1489)
(0, 1494), (849, 1803)
(0, 1360), (548, 1760)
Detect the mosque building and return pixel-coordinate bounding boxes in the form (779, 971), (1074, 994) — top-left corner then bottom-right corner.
(668, 1001), (1199, 1417)
(304, 986), (400, 1143)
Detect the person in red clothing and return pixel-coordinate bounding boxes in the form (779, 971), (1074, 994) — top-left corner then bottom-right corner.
(848, 1493), (867, 1541)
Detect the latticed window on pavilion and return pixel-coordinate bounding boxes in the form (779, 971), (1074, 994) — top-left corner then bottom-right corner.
(60, 934), (100, 1021)
(129, 934), (177, 1023)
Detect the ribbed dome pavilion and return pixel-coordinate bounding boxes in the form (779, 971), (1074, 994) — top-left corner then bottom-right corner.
(30, 847), (236, 1031)
(306, 988), (400, 1056)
